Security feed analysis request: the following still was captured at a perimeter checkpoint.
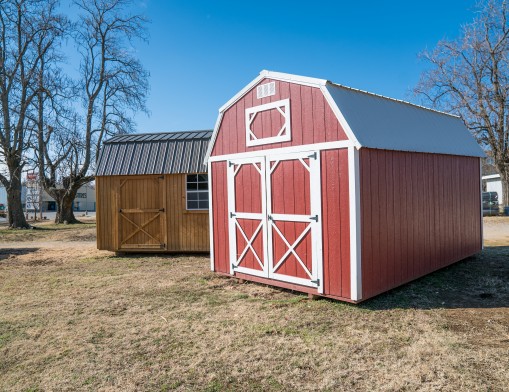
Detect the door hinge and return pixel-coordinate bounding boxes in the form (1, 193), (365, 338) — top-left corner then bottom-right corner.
(268, 214), (273, 221)
(231, 263), (237, 270)
(309, 215), (318, 222)
(118, 208), (123, 213)
(230, 212), (236, 218)
(308, 152), (317, 160)
(229, 161), (234, 167)
(310, 278), (320, 286)
(159, 208), (165, 212)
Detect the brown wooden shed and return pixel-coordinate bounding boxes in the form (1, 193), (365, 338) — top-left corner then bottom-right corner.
(95, 130), (212, 253)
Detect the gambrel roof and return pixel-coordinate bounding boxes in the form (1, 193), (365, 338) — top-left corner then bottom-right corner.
(97, 130), (212, 176)
(205, 70), (485, 160)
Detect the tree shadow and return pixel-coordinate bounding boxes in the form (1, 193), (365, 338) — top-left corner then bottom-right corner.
(359, 246), (509, 310)
(0, 247), (40, 261)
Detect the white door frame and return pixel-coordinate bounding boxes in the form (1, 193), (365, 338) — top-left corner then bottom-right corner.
(227, 156), (268, 278)
(265, 150), (323, 293)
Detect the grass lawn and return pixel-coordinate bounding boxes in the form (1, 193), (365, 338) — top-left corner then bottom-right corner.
(0, 222), (508, 391)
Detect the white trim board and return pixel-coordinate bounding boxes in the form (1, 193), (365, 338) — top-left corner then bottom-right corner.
(348, 146), (362, 301)
(208, 161), (215, 271)
(245, 99), (291, 147)
(209, 140), (354, 163)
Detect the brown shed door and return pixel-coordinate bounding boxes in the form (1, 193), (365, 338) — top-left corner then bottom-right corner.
(117, 176), (167, 251)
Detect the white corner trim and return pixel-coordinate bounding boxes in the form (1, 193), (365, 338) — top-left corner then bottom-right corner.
(348, 146), (362, 301)
(321, 84), (361, 149)
(208, 160), (215, 271)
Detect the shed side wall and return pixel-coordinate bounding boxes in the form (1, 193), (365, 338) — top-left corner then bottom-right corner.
(211, 78), (349, 157)
(321, 148), (351, 298)
(96, 174), (209, 252)
(96, 176), (117, 250)
(166, 174), (209, 252)
(360, 149), (482, 300)
(211, 161), (230, 273)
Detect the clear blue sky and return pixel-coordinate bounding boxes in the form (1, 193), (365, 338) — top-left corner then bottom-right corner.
(132, 0), (479, 133)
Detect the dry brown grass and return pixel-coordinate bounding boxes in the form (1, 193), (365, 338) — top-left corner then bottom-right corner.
(0, 221), (508, 391)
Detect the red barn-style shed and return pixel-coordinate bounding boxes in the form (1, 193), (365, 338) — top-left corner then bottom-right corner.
(206, 70), (484, 303)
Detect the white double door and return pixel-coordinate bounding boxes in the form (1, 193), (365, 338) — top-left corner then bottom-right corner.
(227, 151), (323, 292)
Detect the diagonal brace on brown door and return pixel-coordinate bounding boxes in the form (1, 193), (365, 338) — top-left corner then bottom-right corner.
(120, 212), (162, 245)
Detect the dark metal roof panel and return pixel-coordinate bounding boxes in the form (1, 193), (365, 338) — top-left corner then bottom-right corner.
(96, 130), (212, 176)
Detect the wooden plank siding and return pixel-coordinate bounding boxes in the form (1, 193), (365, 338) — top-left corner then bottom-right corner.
(210, 161), (230, 274)
(96, 174), (209, 253)
(359, 148), (482, 300)
(211, 149), (353, 301)
(210, 78), (349, 157)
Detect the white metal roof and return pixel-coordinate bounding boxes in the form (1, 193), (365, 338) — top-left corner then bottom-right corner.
(325, 83), (485, 158)
(205, 71), (485, 160)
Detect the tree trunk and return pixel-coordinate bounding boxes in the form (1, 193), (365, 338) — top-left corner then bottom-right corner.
(6, 176), (30, 229)
(55, 192), (80, 224)
(501, 175), (509, 209)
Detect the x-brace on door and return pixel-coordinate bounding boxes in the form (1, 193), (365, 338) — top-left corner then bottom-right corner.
(266, 151), (323, 292)
(227, 151), (323, 293)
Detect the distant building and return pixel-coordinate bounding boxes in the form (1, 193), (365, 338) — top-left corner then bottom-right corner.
(482, 174), (505, 206)
(40, 184), (96, 212)
(0, 184), (96, 212)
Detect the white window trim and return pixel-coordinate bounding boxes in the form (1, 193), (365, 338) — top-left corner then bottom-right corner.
(186, 173), (209, 211)
(245, 98), (291, 147)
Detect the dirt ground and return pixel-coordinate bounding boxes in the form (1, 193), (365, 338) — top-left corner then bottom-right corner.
(0, 218), (508, 391)
(483, 216), (509, 246)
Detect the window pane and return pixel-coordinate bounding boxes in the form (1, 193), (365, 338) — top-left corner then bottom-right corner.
(187, 174), (197, 183)
(198, 174), (208, 182)
(187, 200), (198, 209)
(188, 192), (198, 201)
(198, 182), (208, 190)
(187, 182), (197, 190)
(199, 200), (209, 209)
(198, 192), (209, 201)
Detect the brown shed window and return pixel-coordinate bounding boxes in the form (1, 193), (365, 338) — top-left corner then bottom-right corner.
(186, 174), (209, 210)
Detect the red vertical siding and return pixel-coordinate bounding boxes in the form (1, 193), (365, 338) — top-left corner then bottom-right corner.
(321, 149), (351, 299)
(210, 78), (348, 157)
(360, 149), (482, 300)
(211, 161), (229, 274)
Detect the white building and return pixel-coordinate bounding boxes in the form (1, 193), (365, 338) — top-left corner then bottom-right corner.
(0, 184), (96, 212)
(482, 174), (505, 206)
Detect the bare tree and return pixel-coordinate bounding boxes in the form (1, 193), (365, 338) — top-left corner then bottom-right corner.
(39, 0), (149, 224)
(415, 0), (509, 205)
(0, 0), (66, 228)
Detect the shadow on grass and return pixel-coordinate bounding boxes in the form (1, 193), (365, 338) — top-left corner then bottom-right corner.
(360, 246), (509, 310)
(0, 247), (40, 261)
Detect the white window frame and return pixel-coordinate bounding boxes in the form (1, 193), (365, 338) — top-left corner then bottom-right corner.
(245, 98), (291, 147)
(186, 173), (209, 211)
